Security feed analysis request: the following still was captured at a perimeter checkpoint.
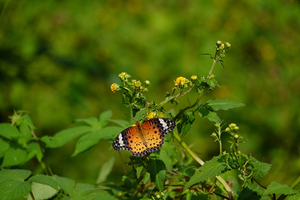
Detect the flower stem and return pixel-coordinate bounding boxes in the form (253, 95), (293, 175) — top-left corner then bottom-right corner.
(173, 130), (235, 199)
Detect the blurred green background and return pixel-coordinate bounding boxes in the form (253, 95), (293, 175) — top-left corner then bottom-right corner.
(1, 0), (300, 187)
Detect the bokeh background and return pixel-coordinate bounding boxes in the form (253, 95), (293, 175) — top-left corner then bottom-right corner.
(1, 0), (300, 187)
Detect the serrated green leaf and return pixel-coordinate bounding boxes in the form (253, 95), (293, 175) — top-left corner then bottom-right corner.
(177, 111), (195, 137)
(27, 182), (58, 200)
(74, 118), (99, 128)
(248, 156), (272, 178)
(207, 99), (245, 111)
(41, 126), (92, 148)
(99, 110), (112, 127)
(83, 189), (118, 200)
(26, 142), (43, 162)
(29, 174), (59, 190)
(1, 147), (27, 167)
(158, 148), (173, 171)
(184, 154), (230, 190)
(18, 123), (33, 145)
(136, 166), (144, 179)
(73, 183), (96, 200)
(0, 179), (31, 199)
(287, 193), (300, 200)
(0, 123), (20, 140)
(198, 107), (221, 124)
(147, 158), (166, 191)
(142, 172), (150, 184)
(162, 141), (180, 162)
(237, 187), (261, 200)
(96, 156), (115, 184)
(53, 176), (75, 197)
(0, 169), (31, 183)
(264, 182), (298, 195)
(72, 126), (123, 156)
(0, 138), (10, 157)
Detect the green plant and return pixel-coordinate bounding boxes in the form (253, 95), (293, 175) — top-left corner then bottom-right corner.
(1, 41), (299, 200)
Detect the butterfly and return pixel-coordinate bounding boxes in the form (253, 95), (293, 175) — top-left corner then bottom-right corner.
(112, 118), (176, 157)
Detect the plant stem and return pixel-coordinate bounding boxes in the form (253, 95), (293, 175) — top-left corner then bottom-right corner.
(172, 130), (204, 165)
(30, 129), (54, 176)
(173, 130), (235, 199)
(174, 88), (204, 121)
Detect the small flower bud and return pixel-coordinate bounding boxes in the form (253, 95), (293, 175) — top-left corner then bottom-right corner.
(225, 42), (231, 49)
(145, 80), (150, 86)
(234, 134), (239, 139)
(110, 83), (120, 93)
(118, 72), (130, 80)
(234, 126), (239, 131)
(229, 123), (236, 129)
(135, 80), (141, 87)
(191, 75), (198, 81)
(225, 127), (230, 132)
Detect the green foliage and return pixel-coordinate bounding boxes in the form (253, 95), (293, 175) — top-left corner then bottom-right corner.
(0, 42), (300, 200)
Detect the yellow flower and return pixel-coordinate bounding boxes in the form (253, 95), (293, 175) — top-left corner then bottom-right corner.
(176, 76), (186, 85)
(147, 112), (156, 119)
(118, 72), (131, 80)
(110, 83), (119, 93)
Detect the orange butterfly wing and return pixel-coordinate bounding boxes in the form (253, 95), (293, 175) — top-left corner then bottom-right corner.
(112, 118), (176, 157)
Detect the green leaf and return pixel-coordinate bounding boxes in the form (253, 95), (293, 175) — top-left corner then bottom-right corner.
(82, 188), (118, 200)
(0, 179), (31, 199)
(0, 138), (10, 157)
(264, 182), (298, 195)
(72, 126), (123, 156)
(22, 114), (36, 130)
(162, 141), (180, 162)
(248, 156), (272, 178)
(53, 176), (75, 197)
(41, 126), (92, 148)
(147, 158), (166, 191)
(184, 154), (230, 190)
(0, 169), (31, 182)
(207, 99), (245, 111)
(0, 169), (32, 200)
(142, 172), (150, 184)
(29, 174), (60, 190)
(0, 123), (20, 140)
(206, 78), (220, 89)
(74, 118), (99, 128)
(136, 166), (144, 179)
(109, 119), (129, 128)
(27, 182), (58, 200)
(18, 123), (33, 145)
(26, 142), (43, 162)
(237, 187), (261, 200)
(158, 148), (173, 171)
(1, 147), (27, 167)
(99, 110), (112, 127)
(177, 111), (195, 137)
(96, 156), (115, 184)
(198, 106), (221, 124)
(73, 183), (96, 200)
(287, 193), (300, 200)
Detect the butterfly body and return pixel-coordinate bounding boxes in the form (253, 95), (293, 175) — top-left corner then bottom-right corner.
(112, 118), (176, 157)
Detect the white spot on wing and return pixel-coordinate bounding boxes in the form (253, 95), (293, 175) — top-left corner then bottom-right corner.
(118, 133), (125, 147)
(159, 118), (168, 130)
